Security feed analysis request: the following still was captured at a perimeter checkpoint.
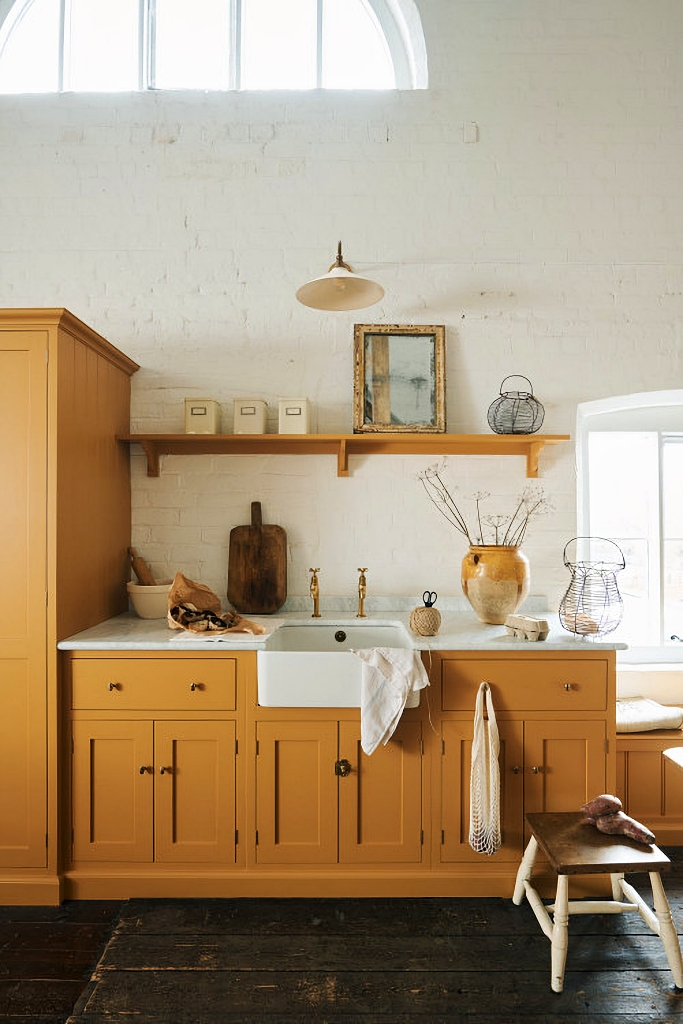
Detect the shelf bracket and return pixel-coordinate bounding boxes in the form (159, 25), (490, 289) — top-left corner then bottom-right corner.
(337, 438), (349, 477)
(140, 441), (160, 478)
(526, 442), (542, 479)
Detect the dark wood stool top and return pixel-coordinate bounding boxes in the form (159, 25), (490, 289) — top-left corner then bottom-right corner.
(525, 812), (671, 876)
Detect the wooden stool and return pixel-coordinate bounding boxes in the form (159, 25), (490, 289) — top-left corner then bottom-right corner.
(513, 811), (683, 993)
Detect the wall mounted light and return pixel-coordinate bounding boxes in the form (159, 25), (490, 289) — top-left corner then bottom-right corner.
(296, 241), (384, 312)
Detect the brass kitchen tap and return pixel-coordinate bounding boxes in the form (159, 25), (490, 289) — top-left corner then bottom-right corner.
(309, 568), (321, 618)
(357, 567), (368, 618)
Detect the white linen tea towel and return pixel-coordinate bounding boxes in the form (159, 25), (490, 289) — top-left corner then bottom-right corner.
(352, 648), (430, 755)
(468, 681), (502, 856)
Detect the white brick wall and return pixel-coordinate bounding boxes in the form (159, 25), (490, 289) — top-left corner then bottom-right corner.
(2, 0), (683, 611)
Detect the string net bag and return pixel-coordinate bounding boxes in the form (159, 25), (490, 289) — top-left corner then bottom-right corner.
(558, 537), (625, 638)
(469, 682), (501, 856)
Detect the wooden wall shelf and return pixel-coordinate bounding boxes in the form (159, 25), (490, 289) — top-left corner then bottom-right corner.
(120, 433), (570, 478)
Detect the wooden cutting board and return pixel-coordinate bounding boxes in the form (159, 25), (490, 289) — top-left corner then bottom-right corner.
(227, 501), (287, 614)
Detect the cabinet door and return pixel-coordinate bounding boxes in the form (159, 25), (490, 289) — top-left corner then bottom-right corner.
(440, 719), (524, 862)
(72, 720), (153, 862)
(338, 720), (423, 864)
(523, 720), (606, 814)
(154, 720), (237, 864)
(0, 335), (47, 868)
(255, 720), (338, 865)
(617, 736), (683, 841)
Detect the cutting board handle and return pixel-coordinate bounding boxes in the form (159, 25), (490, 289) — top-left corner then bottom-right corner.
(251, 501), (262, 532)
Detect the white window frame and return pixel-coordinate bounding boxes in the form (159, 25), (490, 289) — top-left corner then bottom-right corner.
(0, 0), (427, 91)
(577, 390), (683, 663)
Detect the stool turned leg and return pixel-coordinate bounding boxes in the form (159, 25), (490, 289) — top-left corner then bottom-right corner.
(513, 835), (538, 905)
(610, 872), (625, 902)
(650, 872), (683, 990)
(550, 874), (569, 994)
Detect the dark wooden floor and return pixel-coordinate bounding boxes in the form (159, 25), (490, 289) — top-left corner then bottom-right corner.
(4, 854), (683, 1023)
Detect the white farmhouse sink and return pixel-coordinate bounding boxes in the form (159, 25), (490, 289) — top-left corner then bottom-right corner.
(257, 621), (419, 707)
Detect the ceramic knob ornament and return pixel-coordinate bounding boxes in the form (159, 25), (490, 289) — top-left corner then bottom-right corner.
(410, 591), (441, 636)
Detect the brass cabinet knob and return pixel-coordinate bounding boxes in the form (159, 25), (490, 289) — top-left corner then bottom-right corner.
(335, 758), (352, 777)
(159, 766), (173, 774)
(190, 682), (204, 691)
(139, 765), (152, 774)
(108, 682), (121, 691)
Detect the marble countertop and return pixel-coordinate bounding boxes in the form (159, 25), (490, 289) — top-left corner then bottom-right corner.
(58, 609), (625, 652)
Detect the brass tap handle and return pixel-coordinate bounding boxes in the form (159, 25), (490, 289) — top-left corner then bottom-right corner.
(309, 567), (321, 618)
(357, 567), (368, 618)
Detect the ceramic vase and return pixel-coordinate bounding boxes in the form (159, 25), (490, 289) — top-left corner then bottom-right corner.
(461, 545), (530, 625)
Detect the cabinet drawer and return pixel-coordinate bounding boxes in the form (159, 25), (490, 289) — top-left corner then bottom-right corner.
(441, 659), (607, 712)
(70, 658), (236, 711)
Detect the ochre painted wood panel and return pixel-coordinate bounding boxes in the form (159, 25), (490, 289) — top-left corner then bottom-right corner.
(440, 719), (524, 863)
(0, 334), (47, 868)
(70, 658), (237, 711)
(523, 720), (606, 814)
(338, 720), (423, 864)
(154, 720), (237, 864)
(255, 720), (338, 865)
(616, 733), (683, 840)
(55, 317), (138, 639)
(71, 720), (153, 862)
(441, 659), (607, 713)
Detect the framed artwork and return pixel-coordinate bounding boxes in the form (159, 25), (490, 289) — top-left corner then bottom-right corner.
(353, 324), (446, 433)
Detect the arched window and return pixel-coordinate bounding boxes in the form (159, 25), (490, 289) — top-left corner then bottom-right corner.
(0, 0), (427, 93)
(577, 391), (683, 653)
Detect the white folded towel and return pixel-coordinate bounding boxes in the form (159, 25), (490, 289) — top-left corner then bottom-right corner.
(352, 647), (430, 755)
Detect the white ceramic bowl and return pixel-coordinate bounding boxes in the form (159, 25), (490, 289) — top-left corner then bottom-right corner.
(126, 579), (173, 619)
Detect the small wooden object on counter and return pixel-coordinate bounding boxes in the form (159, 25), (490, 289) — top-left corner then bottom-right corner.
(227, 501), (287, 614)
(128, 547), (156, 585)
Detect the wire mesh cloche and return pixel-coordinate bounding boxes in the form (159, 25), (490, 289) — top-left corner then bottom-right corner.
(558, 537), (625, 637)
(487, 375), (545, 434)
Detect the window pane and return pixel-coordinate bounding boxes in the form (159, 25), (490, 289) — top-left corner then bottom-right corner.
(323, 0), (395, 88)
(241, 0), (316, 90)
(587, 432), (659, 645)
(0, 0), (60, 93)
(154, 0), (230, 89)
(65, 0), (138, 91)
(662, 438), (683, 640)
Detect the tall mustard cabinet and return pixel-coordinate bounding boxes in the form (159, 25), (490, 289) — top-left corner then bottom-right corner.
(0, 308), (138, 904)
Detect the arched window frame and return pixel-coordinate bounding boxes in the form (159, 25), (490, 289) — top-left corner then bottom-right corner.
(0, 0), (427, 91)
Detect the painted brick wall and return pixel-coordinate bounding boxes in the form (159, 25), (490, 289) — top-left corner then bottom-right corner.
(1, 0), (682, 609)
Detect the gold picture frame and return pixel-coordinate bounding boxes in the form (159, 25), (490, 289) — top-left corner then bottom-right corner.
(353, 324), (446, 433)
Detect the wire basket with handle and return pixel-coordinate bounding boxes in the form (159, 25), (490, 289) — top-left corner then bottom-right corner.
(487, 375), (545, 434)
(558, 537), (625, 637)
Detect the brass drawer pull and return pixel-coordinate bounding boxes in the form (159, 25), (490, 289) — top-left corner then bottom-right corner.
(563, 682), (573, 691)
(190, 682), (204, 691)
(139, 765), (153, 775)
(108, 682), (121, 691)
(335, 758), (352, 777)
(159, 766), (173, 774)
(513, 765), (542, 774)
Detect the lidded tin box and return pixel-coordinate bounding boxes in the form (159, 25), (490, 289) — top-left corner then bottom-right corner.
(185, 398), (220, 434)
(234, 398), (267, 434)
(278, 399), (310, 434)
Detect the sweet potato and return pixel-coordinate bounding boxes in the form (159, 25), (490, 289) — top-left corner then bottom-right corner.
(580, 793), (622, 822)
(594, 810), (656, 845)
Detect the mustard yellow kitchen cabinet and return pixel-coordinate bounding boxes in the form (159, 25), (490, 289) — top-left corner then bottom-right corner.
(254, 718), (423, 867)
(65, 650), (248, 895)
(616, 731), (683, 845)
(59, 645), (616, 899)
(71, 719), (237, 864)
(0, 309), (137, 904)
(431, 652), (615, 885)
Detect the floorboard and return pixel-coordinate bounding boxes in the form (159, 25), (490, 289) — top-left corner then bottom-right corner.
(2, 854), (683, 1023)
